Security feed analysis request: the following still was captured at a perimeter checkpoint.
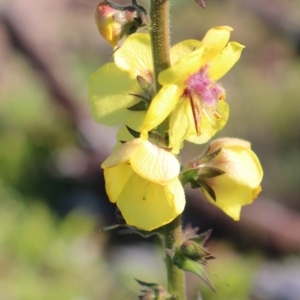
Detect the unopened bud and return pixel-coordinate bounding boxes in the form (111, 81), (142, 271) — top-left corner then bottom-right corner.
(180, 240), (214, 263)
(95, 0), (150, 48)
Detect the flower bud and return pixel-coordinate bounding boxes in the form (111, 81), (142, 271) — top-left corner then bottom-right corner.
(180, 240), (214, 262)
(95, 0), (150, 48)
(195, 138), (263, 220)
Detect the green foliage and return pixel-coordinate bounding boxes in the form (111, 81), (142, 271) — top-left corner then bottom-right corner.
(0, 181), (129, 299)
(198, 245), (261, 300)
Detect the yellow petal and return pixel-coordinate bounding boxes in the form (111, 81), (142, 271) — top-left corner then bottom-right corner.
(117, 176), (185, 230)
(141, 84), (183, 138)
(216, 147), (263, 188)
(130, 140), (180, 184)
(169, 99), (229, 146)
(170, 39), (202, 65)
(126, 111), (147, 131)
(101, 138), (143, 168)
(115, 112), (147, 142)
(159, 47), (206, 85)
(222, 206), (241, 221)
(209, 42), (245, 81)
(202, 174), (255, 220)
(95, 3), (122, 47)
(168, 99), (195, 148)
(104, 163), (134, 203)
(201, 26), (233, 61)
(89, 63), (140, 125)
(202, 143), (263, 220)
(208, 138), (251, 153)
(114, 33), (153, 80)
(186, 101), (230, 144)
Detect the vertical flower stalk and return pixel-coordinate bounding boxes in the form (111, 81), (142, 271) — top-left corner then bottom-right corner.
(149, 0), (186, 299)
(150, 0), (171, 92)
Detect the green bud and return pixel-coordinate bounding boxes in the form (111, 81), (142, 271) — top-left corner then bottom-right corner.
(172, 249), (215, 291)
(180, 240), (213, 262)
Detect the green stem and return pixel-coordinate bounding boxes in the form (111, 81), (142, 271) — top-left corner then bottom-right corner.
(150, 0), (171, 92)
(164, 216), (186, 299)
(149, 1), (186, 298)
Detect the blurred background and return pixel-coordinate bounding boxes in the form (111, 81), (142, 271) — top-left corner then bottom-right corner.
(0, 0), (300, 299)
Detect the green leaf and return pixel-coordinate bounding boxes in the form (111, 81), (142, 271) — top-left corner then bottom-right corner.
(135, 278), (158, 288)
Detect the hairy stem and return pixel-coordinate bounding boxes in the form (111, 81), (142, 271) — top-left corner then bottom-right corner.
(149, 1), (186, 297)
(150, 0), (171, 92)
(164, 216), (186, 299)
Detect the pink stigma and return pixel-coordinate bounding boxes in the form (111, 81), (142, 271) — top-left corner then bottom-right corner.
(187, 65), (224, 105)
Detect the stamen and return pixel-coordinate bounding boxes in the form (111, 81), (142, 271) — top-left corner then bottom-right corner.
(185, 64), (225, 131)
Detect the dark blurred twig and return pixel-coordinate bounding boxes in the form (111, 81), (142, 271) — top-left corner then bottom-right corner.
(1, 3), (84, 123)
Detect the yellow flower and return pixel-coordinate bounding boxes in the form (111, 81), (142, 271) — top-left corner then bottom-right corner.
(101, 138), (185, 231)
(141, 26), (245, 149)
(88, 33), (154, 132)
(196, 138), (263, 220)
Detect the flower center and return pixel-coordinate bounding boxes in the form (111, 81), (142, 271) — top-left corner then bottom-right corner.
(187, 64), (225, 105)
(184, 64), (225, 134)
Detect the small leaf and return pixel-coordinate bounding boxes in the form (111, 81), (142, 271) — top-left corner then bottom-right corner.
(119, 227), (163, 240)
(135, 278), (158, 288)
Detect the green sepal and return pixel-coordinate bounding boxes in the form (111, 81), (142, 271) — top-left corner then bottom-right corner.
(190, 229), (212, 245)
(127, 99), (149, 111)
(197, 147), (222, 164)
(137, 75), (154, 97)
(180, 240), (215, 263)
(148, 131), (170, 150)
(197, 166), (225, 178)
(197, 180), (216, 201)
(179, 169), (199, 186)
(126, 125), (140, 138)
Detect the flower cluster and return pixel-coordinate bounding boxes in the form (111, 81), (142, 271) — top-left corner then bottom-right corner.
(89, 8), (263, 231)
